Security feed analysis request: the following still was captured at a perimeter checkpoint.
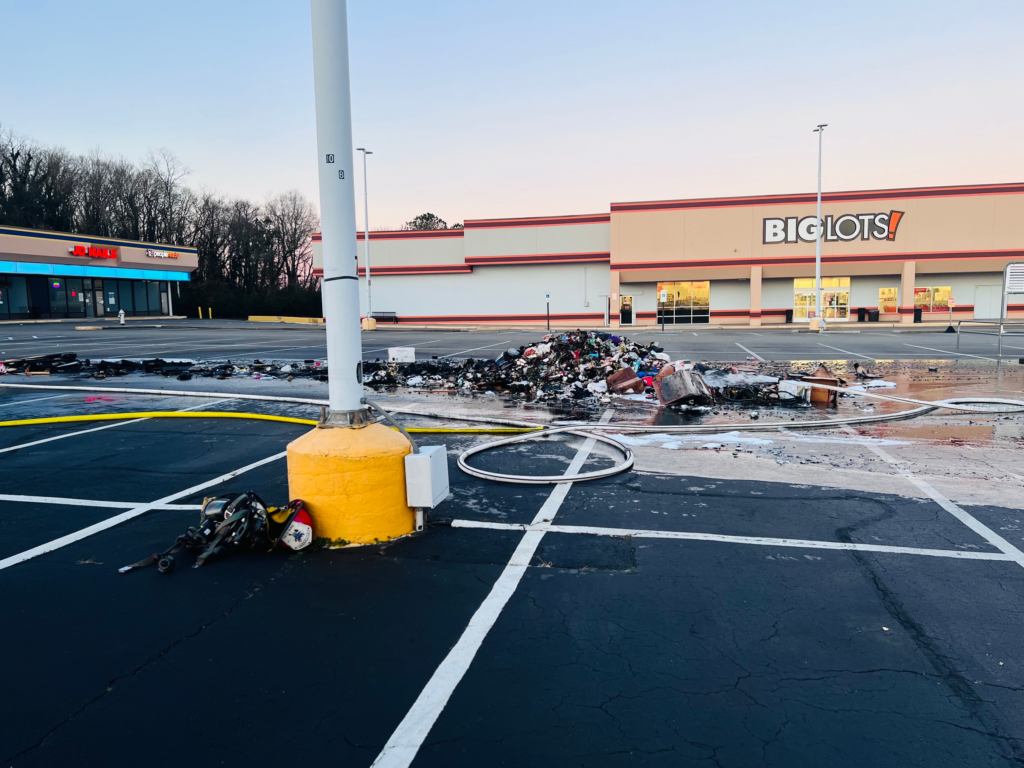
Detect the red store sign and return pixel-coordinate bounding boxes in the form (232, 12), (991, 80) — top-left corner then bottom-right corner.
(69, 244), (117, 259)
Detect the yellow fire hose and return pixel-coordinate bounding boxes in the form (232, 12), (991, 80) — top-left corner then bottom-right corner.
(0, 411), (541, 434)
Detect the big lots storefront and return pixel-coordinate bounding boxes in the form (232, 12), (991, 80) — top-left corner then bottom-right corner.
(0, 226), (196, 320)
(312, 182), (1024, 327)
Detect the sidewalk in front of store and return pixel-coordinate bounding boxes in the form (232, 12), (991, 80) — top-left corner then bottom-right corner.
(0, 316), (186, 326)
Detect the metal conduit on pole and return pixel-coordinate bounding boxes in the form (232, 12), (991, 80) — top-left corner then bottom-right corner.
(286, 0), (417, 546)
(356, 146), (373, 325)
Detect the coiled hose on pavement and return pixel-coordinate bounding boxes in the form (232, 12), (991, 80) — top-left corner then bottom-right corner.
(1, 381), (1023, 485)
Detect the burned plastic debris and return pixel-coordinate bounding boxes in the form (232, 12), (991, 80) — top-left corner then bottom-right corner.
(1, 329), (842, 413)
(0, 354), (330, 382)
(361, 330), (701, 406)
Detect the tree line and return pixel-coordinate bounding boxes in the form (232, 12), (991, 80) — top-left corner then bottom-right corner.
(0, 125), (321, 316)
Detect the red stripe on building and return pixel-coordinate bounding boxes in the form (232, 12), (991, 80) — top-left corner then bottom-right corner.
(464, 213), (610, 229)
(466, 252), (610, 266)
(357, 264), (472, 276)
(612, 182), (1024, 213)
(313, 230), (464, 242)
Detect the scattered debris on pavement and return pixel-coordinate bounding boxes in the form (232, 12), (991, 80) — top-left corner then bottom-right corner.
(118, 492), (313, 574)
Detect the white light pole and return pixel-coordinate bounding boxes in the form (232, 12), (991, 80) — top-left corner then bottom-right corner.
(310, 0), (364, 418)
(356, 147), (373, 320)
(813, 123), (827, 332)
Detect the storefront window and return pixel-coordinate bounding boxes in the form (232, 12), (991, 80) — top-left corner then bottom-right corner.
(794, 277), (850, 321)
(66, 278), (86, 316)
(134, 281), (149, 314)
(879, 288), (898, 313)
(914, 286), (952, 311)
(49, 279), (68, 315)
(0, 277), (7, 318)
(656, 281), (710, 324)
(106, 282), (119, 314)
(147, 282), (161, 315)
(6, 276), (29, 315)
(118, 280), (134, 312)
(932, 286), (952, 310)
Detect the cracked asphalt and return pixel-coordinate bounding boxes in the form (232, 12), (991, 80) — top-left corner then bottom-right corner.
(0, 388), (1022, 767)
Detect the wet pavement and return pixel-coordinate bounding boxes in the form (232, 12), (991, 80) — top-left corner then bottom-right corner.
(2, 321), (1024, 363)
(1, 359), (1022, 766)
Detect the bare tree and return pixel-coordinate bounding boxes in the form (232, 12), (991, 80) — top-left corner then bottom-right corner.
(145, 149), (193, 244)
(265, 190), (320, 288)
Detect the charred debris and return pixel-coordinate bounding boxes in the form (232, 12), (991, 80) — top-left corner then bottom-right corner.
(2, 331), (872, 412)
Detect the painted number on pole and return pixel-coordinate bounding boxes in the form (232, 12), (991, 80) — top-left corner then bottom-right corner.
(338, 170), (345, 179)
(326, 154), (335, 163)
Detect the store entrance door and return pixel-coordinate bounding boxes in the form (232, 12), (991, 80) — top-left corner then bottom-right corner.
(84, 291), (95, 317)
(620, 296), (633, 325)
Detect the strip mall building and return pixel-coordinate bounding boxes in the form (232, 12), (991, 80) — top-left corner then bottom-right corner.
(312, 182), (1024, 327)
(0, 226), (196, 320)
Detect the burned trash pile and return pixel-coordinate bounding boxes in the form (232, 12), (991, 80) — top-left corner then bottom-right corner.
(0, 352), (329, 382)
(362, 330), (827, 410)
(1, 334), (840, 412)
(362, 330), (720, 408)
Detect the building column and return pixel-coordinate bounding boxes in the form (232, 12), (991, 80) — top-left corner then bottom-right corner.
(749, 266), (762, 327)
(899, 260), (916, 324)
(609, 269), (621, 328)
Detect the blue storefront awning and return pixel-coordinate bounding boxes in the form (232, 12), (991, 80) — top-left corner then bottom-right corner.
(0, 261), (191, 281)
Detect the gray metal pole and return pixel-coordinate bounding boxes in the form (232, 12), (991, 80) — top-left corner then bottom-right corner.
(814, 124), (826, 332)
(310, 0), (364, 415)
(999, 265), (1008, 357)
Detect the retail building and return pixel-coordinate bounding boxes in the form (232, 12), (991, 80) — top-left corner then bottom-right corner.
(0, 226), (195, 320)
(312, 182), (1024, 326)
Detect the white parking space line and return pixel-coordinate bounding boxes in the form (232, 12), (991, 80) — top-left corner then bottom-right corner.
(0, 450), (287, 572)
(903, 343), (997, 362)
(841, 427), (1024, 568)
(2, 394), (70, 406)
(370, 411), (613, 768)
(0, 493), (201, 510)
(0, 399), (234, 456)
(817, 343), (875, 361)
(443, 340), (515, 357)
(735, 342), (765, 361)
(451, 520), (1010, 561)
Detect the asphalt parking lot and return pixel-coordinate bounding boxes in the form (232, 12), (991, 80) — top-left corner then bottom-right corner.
(1, 380), (1022, 767)
(1, 318), (1023, 364)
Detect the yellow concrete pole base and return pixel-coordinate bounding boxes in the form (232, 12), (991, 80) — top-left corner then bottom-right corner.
(361, 317), (377, 330)
(286, 422), (414, 546)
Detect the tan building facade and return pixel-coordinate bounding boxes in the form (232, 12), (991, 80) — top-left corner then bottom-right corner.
(0, 225), (196, 319)
(312, 182), (1024, 326)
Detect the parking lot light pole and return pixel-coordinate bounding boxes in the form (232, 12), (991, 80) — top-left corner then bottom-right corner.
(356, 147), (373, 323)
(813, 124), (827, 332)
(288, 0), (416, 547)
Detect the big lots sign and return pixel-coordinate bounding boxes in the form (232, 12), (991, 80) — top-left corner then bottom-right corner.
(68, 244), (117, 259)
(763, 210), (904, 244)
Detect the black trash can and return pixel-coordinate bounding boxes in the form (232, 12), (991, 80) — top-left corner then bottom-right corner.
(785, 309), (794, 324)
(914, 307), (923, 323)
(868, 309), (880, 322)
(857, 307), (867, 323)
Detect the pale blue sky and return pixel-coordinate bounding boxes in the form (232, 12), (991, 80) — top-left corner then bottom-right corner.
(2, 1), (1022, 227)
